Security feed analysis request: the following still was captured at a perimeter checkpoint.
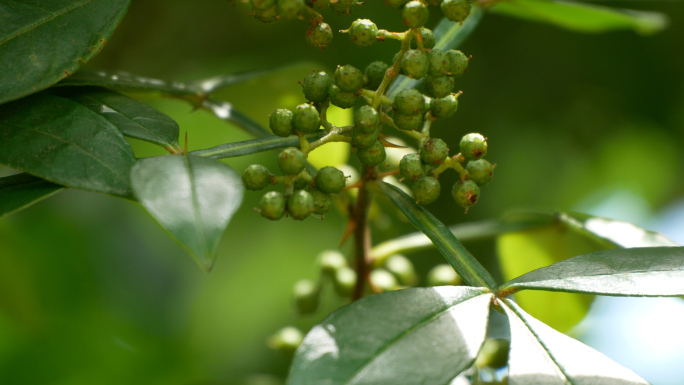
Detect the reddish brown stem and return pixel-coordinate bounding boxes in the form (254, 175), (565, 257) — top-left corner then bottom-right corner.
(351, 166), (374, 301)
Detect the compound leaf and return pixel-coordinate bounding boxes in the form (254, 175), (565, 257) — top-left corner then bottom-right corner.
(288, 287), (492, 385)
(489, 0), (667, 35)
(130, 155), (244, 272)
(0, 94), (136, 197)
(502, 299), (649, 385)
(0, 173), (64, 218)
(0, 0), (131, 105)
(499, 246), (684, 297)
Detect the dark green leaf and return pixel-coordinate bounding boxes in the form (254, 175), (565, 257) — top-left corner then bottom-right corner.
(0, 94), (136, 197)
(0, 0), (131, 105)
(56, 70), (197, 95)
(499, 247), (684, 297)
(0, 173), (64, 218)
(502, 299), (649, 384)
(288, 287), (492, 385)
(59, 87), (182, 151)
(489, 0), (667, 35)
(377, 182), (497, 290)
(130, 155), (244, 272)
(189, 131), (327, 159)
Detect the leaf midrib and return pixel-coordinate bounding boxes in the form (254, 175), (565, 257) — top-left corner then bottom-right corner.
(184, 156), (208, 258)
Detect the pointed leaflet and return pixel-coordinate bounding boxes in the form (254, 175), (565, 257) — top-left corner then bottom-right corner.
(190, 131), (327, 159)
(499, 247), (684, 297)
(501, 299), (649, 385)
(0, 0), (131, 105)
(130, 155), (243, 271)
(0, 173), (64, 218)
(0, 94), (136, 197)
(489, 0), (667, 35)
(288, 287), (491, 385)
(378, 182), (497, 290)
(60, 87), (182, 151)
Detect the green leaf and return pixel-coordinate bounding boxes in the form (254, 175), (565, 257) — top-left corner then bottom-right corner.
(0, 0), (131, 105)
(499, 247), (684, 297)
(0, 94), (137, 197)
(199, 99), (272, 138)
(377, 182), (497, 290)
(189, 131), (327, 160)
(288, 287), (492, 385)
(130, 155), (244, 271)
(0, 173), (64, 218)
(58, 87), (182, 151)
(501, 299), (649, 384)
(489, 0), (667, 35)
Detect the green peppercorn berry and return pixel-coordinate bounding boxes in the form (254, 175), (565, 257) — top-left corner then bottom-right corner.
(466, 158), (493, 187)
(287, 189), (314, 220)
(316, 166), (346, 193)
(292, 103), (321, 133)
(441, 0), (471, 23)
(427, 264), (462, 286)
(460, 133), (487, 160)
(364, 61), (389, 90)
(394, 89), (426, 115)
(317, 250), (347, 277)
(278, 0), (306, 20)
(278, 147), (307, 175)
(402, 1), (429, 28)
(349, 19), (378, 48)
(333, 266), (357, 297)
(329, 84), (359, 109)
(260, 191), (286, 220)
(351, 126), (378, 148)
(306, 0), (330, 10)
(385, 254), (418, 286)
(431, 94), (458, 119)
(420, 138), (449, 165)
(357, 140), (387, 166)
(311, 189), (332, 215)
(354, 105), (380, 134)
(476, 338), (510, 369)
(253, 6), (279, 23)
(410, 27), (436, 49)
(400, 153), (424, 181)
(267, 326), (304, 355)
(384, 0), (409, 8)
(412, 176), (441, 205)
(335, 65), (364, 92)
(305, 23), (333, 50)
(330, 0), (357, 15)
(251, 0), (276, 11)
(241, 164), (272, 191)
(427, 49), (448, 77)
(401, 49), (429, 79)
(424, 75), (455, 99)
(452, 179), (480, 210)
(370, 269), (399, 292)
(302, 71), (332, 103)
(293, 279), (319, 314)
(270, 108), (294, 137)
(394, 112), (423, 131)
(293, 173), (311, 190)
(446, 49), (469, 77)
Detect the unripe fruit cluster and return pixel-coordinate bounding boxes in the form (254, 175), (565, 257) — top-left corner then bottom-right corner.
(351, 105), (388, 166)
(399, 138), (449, 205)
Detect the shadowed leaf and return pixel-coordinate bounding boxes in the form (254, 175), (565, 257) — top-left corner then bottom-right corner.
(0, 173), (64, 218)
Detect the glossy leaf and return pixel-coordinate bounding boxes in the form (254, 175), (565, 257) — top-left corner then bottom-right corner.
(499, 247), (684, 297)
(190, 131), (327, 160)
(502, 299), (649, 385)
(0, 94), (136, 197)
(288, 287), (492, 385)
(378, 182), (497, 290)
(130, 155), (244, 271)
(0, 173), (64, 218)
(0, 0), (131, 105)
(59, 87), (182, 151)
(489, 0), (667, 35)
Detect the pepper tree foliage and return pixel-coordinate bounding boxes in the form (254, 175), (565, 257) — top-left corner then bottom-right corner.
(0, 0), (679, 384)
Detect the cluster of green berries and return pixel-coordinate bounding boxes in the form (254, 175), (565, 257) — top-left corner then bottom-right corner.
(383, 0), (473, 25)
(241, 148), (347, 221)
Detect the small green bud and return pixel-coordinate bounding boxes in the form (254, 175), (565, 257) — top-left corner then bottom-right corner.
(370, 269), (399, 292)
(335, 65), (364, 93)
(293, 173), (311, 190)
(333, 266), (357, 297)
(410, 27), (436, 49)
(394, 89), (427, 115)
(354, 105), (380, 134)
(401, 49), (429, 79)
(306, 22), (334, 50)
(460, 133), (487, 160)
(317, 250), (347, 277)
(316, 166), (346, 193)
(412, 176), (441, 205)
(277, 0), (306, 20)
(270, 108), (294, 137)
(385, 254), (418, 286)
(400, 153), (424, 181)
(364, 61), (389, 90)
(446, 49), (469, 77)
(253, 6), (279, 23)
(394, 112), (423, 131)
(420, 138), (449, 165)
(476, 338), (510, 369)
(288, 189), (314, 220)
(441, 0), (471, 23)
(356, 140), (387, 166)
(349, 19), (378, 48)
(293, 279), (320, 314)
(452, 179), (480, 210)
(278, 147), (307, 175)
(466, 158), (493, 187)
(431, 94), (459, 119)
(292, 103), (321, 133)
(427, 49), (448, 77)
(426, 264), (462, 286)
(351, 126), (379, 148)
(302, 71), (332, 103)
(260, 191), (286, 220)
(424, 75), (455, 99)
(402, 1), (429, 28)
(241, 164), (272, 191)
(330, 0), (358, 15)
(311, 189), (332, 215)
(267, 326), (304, 354)
(329, 84), (359, 109)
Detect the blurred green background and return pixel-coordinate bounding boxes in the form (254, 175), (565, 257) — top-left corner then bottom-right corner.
(1, 1), (684, 384)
